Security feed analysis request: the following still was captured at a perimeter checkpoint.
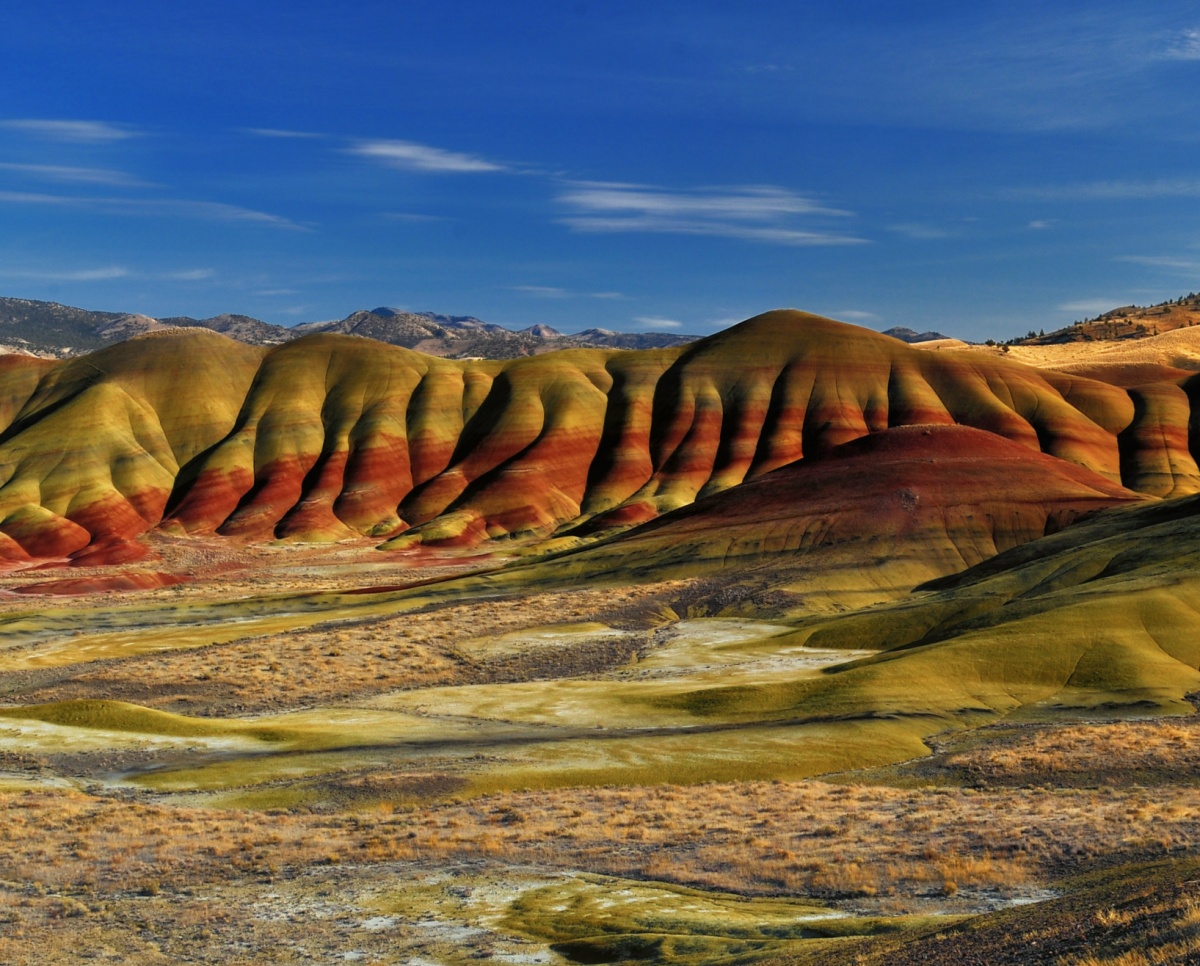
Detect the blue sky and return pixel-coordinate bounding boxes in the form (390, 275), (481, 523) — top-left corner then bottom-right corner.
(1, 1), (1198, 340)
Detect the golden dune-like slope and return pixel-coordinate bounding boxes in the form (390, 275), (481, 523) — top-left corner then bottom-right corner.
(0, 310), (1198, 567)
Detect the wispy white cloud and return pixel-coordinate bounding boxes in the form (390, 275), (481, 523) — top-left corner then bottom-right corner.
(633, 315), (683, 329)
(0, 163), (153, 187)
(1016, 179), (1200, 200)
(511, 285), (627, 300)
(557, 182), (863, 246)
(1028, 219), (1055, 230)
(0, 190), (305, 230)
(349, 139), (505, 173)
(762, 8), (1200, 134)
(834, 309), (880, 321)
(0, 119), (138, 142)
(562, 181), (848, 220)
(1163, 28), (1200, 60)
(0, 265), (214, 283)
(562, 218), (862, 246)
(512, 285), (570, 298)
(0, 266), (129, 282)
(142, 200), (305, 229)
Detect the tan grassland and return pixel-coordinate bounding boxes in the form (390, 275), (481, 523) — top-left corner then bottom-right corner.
(4, 721), (1200, 963)
(914, 324), (1200, 373)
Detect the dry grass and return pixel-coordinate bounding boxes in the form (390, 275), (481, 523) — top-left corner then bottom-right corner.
(915, 323), (1200, 373)
(5, 716), (1200, 962)
(6, 774), (1197, 906)
(7, 543), (1200, 962)
(939, 719), (1200, 786)
(370, 778), (1200, 900)
(4, 583), (663, 715)
(1059, 898), (1200, 966)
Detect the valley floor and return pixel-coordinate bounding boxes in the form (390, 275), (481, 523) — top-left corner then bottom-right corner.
(2, 540), (1199, 964)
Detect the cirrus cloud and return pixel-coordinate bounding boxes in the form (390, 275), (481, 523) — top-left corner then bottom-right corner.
(0, 265), (130, 282)
(1163, 28), (1200, 60)
(512, 285), (627, 300)
(0, 163), (154, 187)
(349, 139), (505, 173)
(556, 182), (864, 246)
(0, 119), (138, 142)
(0, 190), (305, 230)
(1014, 178), (1200, 201)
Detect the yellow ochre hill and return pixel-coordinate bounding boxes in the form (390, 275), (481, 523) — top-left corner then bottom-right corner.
(0, 310), (1197, 567)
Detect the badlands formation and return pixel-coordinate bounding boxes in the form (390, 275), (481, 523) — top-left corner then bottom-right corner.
(0, 309), (1196, 567)
(6, 309), (1200, 964)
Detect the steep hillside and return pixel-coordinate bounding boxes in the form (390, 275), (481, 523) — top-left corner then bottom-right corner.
(723, 489), (1200, 726)
(0, 309), (1198, 568)
(1021, 292), (1200, 345)
(0, 297), (289, 355)
(0, 297), (132, 356)
(937, 323), (1200, 380)
(522, 424), (1146, 614)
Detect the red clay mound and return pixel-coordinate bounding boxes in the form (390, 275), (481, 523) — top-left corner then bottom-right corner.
(543, 424), (1148, 605)
(11, 571), (188, 596)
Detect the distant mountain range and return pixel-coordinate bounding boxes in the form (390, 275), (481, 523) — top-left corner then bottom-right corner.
(0, 298), (698, 359)
(881, 326), (952, 343)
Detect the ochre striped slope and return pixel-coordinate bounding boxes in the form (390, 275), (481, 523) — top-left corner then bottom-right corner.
(0, 310), (1196, 566)
(527, 424), (1147, 611)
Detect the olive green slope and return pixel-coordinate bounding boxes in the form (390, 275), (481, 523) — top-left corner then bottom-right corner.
(659, 493), (1200, 737)
(1, 460), (1198, 798)
(0, 331), (263, 563)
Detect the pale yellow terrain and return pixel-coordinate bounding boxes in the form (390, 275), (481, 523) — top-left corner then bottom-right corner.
(915, 325), (1200, 374)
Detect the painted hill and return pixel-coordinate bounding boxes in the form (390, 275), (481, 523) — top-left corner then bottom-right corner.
(523, 424), (1146, 613)
(485, 468), (1200, 745)
(0, 309), (1198, 568)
